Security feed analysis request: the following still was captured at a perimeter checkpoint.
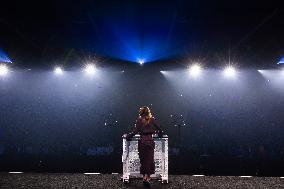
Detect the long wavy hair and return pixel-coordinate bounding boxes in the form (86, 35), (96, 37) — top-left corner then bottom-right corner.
(139, 106), (152, 125)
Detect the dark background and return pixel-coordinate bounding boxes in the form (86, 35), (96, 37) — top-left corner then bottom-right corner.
(0, 0), (284, 176)
(0, 0), (284, 65)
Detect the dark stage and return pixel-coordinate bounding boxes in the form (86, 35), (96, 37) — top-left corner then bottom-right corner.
(1, 0), (284, 188)
(0, 173), (284, 189)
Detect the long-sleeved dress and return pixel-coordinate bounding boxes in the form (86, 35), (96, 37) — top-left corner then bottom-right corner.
(127, 117), (163, 175)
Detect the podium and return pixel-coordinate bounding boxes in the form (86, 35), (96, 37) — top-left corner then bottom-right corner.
(122, 134), (168, 183)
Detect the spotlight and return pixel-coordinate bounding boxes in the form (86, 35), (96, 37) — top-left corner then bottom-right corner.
(0, 64), (8, 76)
(224, 66), (236, 78)
(85, 64), (96, 74)
(189, 64), (201, 77)
(160, 70), (169, 76)
(54, 67), (63, 75)
(138, 59), (144, 65)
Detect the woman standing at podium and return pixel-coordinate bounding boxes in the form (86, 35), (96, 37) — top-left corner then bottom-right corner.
(126, 106), (164, 186)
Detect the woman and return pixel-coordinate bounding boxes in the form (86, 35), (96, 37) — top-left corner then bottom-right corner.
(126, 106), (164, 186)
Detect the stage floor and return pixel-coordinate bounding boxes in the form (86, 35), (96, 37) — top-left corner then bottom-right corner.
(0, 173), (284, 189)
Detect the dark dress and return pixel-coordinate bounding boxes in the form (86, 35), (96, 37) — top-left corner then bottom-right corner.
(127, 117), (163, 175)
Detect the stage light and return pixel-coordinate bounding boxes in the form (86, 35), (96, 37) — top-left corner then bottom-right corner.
(138, 59), (144, 65)
(0, 64), (8, 76)
(85, 64), (96, 74)
(189, 64), (201, 77)
(224, 66), (236, 78)
(54, 67), (63, 75)
(277, 56), (284, 64)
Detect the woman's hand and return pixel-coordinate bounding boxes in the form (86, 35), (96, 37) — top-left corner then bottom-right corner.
(158, 131), (164, 138)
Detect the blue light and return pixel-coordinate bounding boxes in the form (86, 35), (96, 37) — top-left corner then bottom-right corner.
(0, 49), (12, 63)
(277, 56), (284, 64)
(83, 6), (187, 64)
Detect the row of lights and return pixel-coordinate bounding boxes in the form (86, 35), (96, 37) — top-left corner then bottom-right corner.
(138, 60), (237, 78)
(188, 64), (237, 78)
(1, 63), (235, 77)
(0, 64), (97, 76)
(187, 64), (284, 78)
(1, 63), (282, 78)
(55, 64), (96, 75)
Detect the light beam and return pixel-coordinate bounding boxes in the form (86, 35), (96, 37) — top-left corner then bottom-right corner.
(85, 64), (96, 75)
(0, 64), (8, 76)
(189, 64), (202, 77)
(138, 58), (145, 65)
(224, 66), (236, 78)
(54, 67), (63, 75)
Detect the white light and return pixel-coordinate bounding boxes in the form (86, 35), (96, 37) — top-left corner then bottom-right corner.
(54, 67), (63, 75)
(189, 64), (201, 77)
(138, 59), (144, 65)
(240, 176), (252, 178)
(9, 172), (23, 174)
(160, 70), (168, 75)
(224, 66), (236, 78)
(192, 175), (205, 177)
(84, 173), (101, 175)
(85, 64), (96, 74)
(0, 64), (8, 76)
